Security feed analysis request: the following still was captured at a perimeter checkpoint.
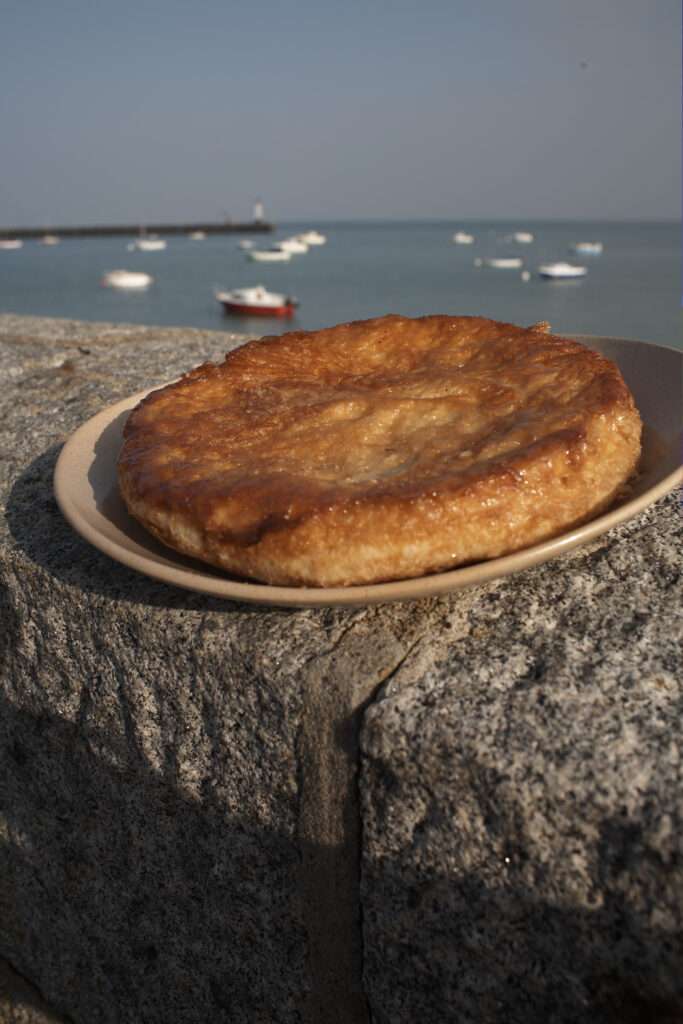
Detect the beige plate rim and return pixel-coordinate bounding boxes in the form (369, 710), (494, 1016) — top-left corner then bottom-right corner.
(54, 334), (683, 608)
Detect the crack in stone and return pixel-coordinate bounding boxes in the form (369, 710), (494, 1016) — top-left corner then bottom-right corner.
(295, 631), (426, 1024)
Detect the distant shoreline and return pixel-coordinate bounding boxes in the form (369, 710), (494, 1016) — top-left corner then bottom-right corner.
(0, 220), (274, 240)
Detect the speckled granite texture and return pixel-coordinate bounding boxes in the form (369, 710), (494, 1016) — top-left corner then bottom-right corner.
(0, 315), (433, 1024)
(0, 314), (681, 1024)
(361, 491), (683, 1023)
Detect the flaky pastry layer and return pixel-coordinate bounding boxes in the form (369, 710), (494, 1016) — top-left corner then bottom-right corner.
(118, 315), (642, 586)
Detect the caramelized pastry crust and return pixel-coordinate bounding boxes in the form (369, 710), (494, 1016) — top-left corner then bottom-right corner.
(117, 315), (642, 586)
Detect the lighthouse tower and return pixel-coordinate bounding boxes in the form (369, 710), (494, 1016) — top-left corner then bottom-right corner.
(253, 199), (265, 223)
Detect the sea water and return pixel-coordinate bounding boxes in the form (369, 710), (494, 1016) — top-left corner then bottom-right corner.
(0, 220), (680, 348)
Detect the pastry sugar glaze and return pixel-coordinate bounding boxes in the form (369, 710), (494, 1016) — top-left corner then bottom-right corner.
(118, 315), (642, 586)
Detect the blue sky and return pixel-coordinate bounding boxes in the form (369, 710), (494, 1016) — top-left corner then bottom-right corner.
(1, 0), (679, 225)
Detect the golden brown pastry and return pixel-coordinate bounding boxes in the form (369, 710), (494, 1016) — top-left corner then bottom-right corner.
(118, 315), (642, 586)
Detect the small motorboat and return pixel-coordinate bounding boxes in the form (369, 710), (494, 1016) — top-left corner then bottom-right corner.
(481, 257), (523, 269)
(453, 231), (474, 244)
(247, 248), (292, 262)
(538, 261), (587, 279)
(511, 231), (534, 243)
(570, 241), (603, 255)
(102, 269), (154, 290)
(273, 237), (309, 254)
(40, 234), (60, 245)
(128, 236), (167, 252)
(0, 239), (23, 250)
(215, 285), (298, 317)
(298, 230), (326, 245)
(188, 230), (206, 240)
(238, 239), (255, 250)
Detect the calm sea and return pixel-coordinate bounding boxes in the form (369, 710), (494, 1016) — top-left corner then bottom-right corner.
(1, 220), (681, 348)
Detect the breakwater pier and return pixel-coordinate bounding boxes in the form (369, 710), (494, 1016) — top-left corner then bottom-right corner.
(0, 219), (274, 240)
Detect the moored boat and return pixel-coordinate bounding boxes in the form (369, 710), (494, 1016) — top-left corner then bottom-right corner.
(570, 241), (603, 255)
(247, 248), (292, 262)
(215, 285), (298, 317)
(102, 269), (154, 290)
(538, 261), (587, 279)
(452, 231), (474, 244)
(511, 231), (534, 243)
(128, 235), (167, 252)
(0, 239), (23, 250)
(273, 237), (309, 254)
(480, 256), (524, 269)
(298, 230), (326, 245)
(40, 234), (60, 245)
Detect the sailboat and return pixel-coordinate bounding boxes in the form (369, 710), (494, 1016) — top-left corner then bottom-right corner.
(128, 228), (167, 252)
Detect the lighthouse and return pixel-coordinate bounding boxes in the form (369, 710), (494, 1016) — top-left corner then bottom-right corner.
(253, 199), (265, 223)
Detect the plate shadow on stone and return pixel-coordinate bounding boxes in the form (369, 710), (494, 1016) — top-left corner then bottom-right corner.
(5, 443), (283, 614)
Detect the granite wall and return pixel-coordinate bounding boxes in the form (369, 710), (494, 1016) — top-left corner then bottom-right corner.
(0, 315), (681, 1024)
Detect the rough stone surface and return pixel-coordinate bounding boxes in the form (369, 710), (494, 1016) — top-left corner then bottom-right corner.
(361, 491), (683, 1023)
(0, 317), (310, 1024)
(0, 316), (448, 1024)
(0, 314), (681, 1024)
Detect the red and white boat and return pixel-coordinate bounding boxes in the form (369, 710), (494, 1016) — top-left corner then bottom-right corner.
(215, 285), (298, 317)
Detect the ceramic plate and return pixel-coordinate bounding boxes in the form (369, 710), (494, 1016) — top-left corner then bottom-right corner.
(54, 336), (682, 607)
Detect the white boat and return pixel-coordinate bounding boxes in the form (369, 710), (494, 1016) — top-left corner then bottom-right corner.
(570, 241), (603, 255)
(511, 231), (534, 243)
(298, 230), (326, 245)
(238, 239), (255, 250)
(248, 248), (292, 262)
(0, 239), (23, 250)
(40, 234), (60, 245)
(102, 269), (154, 290)
(481, 257), (523, 269)
(273, 237), (309, 254)
(215, 284), (298, 317)
(188, 230), (206, 240)
(538, 261), (587, 279)
(452, 231), (474, 244)
(128, 236), (167, 252)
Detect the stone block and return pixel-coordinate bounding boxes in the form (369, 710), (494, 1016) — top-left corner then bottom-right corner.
(1, 315), (681, 1024)
(361, 492), (683, 1023)
(0, 316), (420, 1024)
